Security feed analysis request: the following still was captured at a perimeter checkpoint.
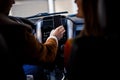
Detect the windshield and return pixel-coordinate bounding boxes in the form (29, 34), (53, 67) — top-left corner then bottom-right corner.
(10, 0), (77, 17)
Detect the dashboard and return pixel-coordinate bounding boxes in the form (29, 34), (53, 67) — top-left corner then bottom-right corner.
(35, 15), (72, 70)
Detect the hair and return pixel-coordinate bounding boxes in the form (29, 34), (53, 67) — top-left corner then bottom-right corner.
(0, 0), (13, 15)
(0, 0), (8, 12)
(79, 0), (104, 37)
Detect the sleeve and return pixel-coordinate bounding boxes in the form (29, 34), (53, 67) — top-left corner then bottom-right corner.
(24, 30), (58, 63)
(65, 40), (80, 80)
(64, 39), (73, 67)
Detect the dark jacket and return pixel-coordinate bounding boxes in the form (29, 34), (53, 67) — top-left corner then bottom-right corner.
(66, 36), (119, 80)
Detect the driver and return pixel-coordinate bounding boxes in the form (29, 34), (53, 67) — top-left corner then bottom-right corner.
(0, 0), (65, 80)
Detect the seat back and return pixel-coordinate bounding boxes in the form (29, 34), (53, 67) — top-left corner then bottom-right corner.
(0, 33), (9, 79)
(0, 24), (29, 80)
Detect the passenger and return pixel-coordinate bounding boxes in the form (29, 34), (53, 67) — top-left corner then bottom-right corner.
(64, 0), (119, 80)
(0, 0), (65, 80)
(64, 0), (103, 67)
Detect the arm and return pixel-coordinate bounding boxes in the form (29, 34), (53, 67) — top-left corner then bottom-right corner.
(24, 25), (65, 63)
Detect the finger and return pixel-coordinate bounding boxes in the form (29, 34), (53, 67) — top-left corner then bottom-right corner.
(56, 25), (64, 30)
(61, 30), (65, 34)
(59, 27), (65, 33)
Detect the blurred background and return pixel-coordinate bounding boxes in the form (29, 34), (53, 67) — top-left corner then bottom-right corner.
(10, 0), (77, 17)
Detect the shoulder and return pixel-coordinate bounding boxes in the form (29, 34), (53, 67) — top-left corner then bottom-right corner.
(0, 15), (32, 31)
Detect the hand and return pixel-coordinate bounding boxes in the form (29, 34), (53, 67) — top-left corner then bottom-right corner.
(50, 25), (65, 40)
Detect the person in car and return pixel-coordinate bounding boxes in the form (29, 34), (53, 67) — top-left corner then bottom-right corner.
(0, 0), (65, 80)
(64, 0), (104, 68)
(64, 0), (119, 80)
